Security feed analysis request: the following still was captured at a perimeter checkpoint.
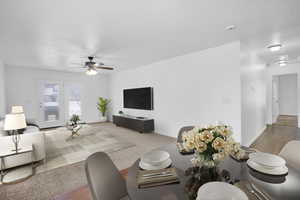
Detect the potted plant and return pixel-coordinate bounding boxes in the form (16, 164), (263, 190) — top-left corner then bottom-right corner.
(97, 97), (110, 122)
(70, 114), (80, 127)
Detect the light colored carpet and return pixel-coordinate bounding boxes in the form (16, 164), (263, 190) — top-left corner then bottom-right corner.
(0, 123), (176, 200)
(37, 125), (135, 173)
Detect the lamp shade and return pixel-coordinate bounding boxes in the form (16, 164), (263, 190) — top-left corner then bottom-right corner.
(4, 113), (27, 130)
(11, 106), (24, 114)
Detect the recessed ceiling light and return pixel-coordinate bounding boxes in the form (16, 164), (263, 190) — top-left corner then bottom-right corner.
(279, 55), (288, 61)
(268, 44), (282, 52)
(278, 60), (287, 66)
(225, 25), (236, 31)
(279, 62), (287, 66)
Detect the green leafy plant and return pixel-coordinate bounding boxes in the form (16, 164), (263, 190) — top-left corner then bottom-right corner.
(70, 114), (80, 126)
(97, 97), (110, 117)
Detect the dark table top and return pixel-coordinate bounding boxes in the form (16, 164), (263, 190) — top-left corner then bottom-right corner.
(126, 143), (300, 200)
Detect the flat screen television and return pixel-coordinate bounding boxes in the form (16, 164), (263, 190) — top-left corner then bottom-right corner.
(123, 87), (153, 110)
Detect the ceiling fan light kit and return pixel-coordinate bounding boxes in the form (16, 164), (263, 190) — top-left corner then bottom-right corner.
(86, 68), (98, 75)
(71, 56), (115, 75)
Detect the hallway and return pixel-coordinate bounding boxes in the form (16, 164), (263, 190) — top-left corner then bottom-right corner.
(273, 115), (298, 127)
(251, 116), (300, 154)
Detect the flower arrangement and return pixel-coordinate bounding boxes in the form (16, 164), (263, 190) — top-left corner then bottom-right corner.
(182, 124), (244, 168)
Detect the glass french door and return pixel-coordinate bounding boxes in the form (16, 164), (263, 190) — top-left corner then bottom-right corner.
(65, 83), (82, 119)
(38, 81), (65, 128)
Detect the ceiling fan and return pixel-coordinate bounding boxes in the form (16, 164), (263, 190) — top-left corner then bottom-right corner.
(71, 56), (114, 75)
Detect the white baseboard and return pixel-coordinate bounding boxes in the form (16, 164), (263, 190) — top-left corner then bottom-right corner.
(244, 125), (267, 147)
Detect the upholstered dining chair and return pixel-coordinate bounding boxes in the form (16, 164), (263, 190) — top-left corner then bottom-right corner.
(279, 140), (300, 169)
(177, 126), (194, 143)
(85, 152), (130, 200)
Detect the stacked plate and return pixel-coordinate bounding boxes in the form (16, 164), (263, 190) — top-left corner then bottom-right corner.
(247, 152), (288, 175)
(139, 150), (172, 170)
(197, 182), (248, 200)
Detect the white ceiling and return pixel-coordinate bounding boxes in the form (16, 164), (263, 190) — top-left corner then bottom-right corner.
(0, 0), (300, 72)
(242, 26), (300, 67)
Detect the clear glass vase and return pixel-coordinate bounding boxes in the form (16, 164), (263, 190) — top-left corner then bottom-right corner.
(185, 156), (221, 200)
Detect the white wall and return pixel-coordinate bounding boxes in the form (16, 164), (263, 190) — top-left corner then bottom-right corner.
(240, 52), (267, 146)
(278, 74), (297, 115)
(108, 42), (242, 141)
(5, 66), (109, 123)
(266, 63), (300, 127)
(0, 61), (5, 118)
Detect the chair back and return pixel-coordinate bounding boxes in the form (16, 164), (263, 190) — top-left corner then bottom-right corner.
(177, 126), (194, 143)
(85, 152), (128, 200)
(279, 140), (300, 169)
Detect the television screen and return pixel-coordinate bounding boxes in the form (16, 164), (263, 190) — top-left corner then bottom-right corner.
(123, 87), (153, 110)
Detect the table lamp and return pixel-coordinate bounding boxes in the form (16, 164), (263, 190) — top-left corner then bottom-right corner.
(4, 113), (27, 152)
(11, 106), (24, 114)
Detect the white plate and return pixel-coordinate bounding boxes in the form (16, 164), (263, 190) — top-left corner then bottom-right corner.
(139, 158), (172, 170)
(249, 152), (286, 168)
(196, 182), (248, 200)
(141, 150), (170, 166)
(247, 159), (288, 175)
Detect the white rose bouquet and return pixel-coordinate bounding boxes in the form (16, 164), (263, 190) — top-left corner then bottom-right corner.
(182, 124), (244, 168)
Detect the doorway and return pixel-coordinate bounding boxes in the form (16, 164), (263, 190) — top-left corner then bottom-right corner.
(38, 81), (65, 128)
(272, 74), (298, 127)
(38, 81), (83, 128)
(65, 83), (82, 120)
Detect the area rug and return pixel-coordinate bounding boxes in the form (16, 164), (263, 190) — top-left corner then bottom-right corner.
(36, 125), (135, 173)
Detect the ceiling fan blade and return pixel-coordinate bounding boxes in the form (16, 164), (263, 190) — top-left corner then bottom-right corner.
(68, 67), (87, 69)
(95, 66), (114, 70)
(69, 62), (84, 66)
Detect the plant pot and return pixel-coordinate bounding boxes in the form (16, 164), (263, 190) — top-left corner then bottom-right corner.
(99, 116), (107, 122)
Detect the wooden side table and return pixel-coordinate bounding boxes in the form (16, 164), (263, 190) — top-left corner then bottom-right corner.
(0, 145), (35, 183)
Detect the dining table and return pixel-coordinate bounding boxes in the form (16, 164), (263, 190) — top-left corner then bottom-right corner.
(126, 143), (300, 200)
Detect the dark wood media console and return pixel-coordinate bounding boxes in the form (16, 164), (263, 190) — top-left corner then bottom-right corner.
(113, 115), (154, 133)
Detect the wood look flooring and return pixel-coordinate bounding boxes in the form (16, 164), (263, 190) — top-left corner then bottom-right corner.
(251, 115), (300, 154)
(53, 169), (128, 200)
(273, 115), (298, 127)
